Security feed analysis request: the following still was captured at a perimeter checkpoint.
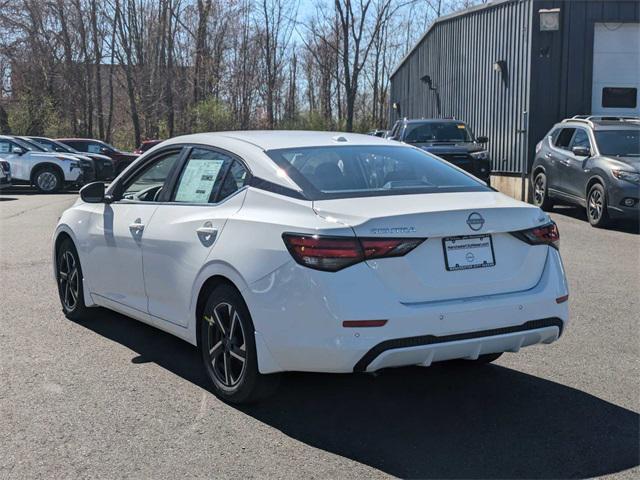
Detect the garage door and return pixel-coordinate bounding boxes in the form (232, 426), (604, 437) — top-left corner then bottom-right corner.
(591, 23), (640, 116)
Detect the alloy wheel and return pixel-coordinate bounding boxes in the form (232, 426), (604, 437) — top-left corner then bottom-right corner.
(588, 189), (603, 222)
(534, 175), (546, 205)
(37, 171), (58, 192)
(58, 249), (79, 311)
(205, 302), (247, 390)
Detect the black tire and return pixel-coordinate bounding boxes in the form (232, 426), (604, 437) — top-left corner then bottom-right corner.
(587, 183), (610, 228)
(33, 166), (62, 193)
(532, 172), (554, 211)
(56, 237), (90, 320)
(200, 284), (280, 404)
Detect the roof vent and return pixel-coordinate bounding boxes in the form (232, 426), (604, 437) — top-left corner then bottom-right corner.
(332, 135), (348, 142)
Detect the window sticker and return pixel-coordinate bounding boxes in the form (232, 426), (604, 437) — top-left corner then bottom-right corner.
(175, 159), (225, 203)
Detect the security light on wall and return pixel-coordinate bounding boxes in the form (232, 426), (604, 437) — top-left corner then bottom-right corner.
(539, 8), (560, 31)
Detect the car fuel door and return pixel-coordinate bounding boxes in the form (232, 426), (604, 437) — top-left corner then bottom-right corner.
(142, 148), (250, 328)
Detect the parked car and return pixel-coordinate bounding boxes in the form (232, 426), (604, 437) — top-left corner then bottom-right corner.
(388, 118), (491, 185)
(134, 139), (163, 154)
(16, 136), (96, 183)
(56, 138), (138, 176)
(27, 136), (115, 181)
(0, 158), (11, 189)
(0, 135), (90, 192)
(54, 131), (568, 403)
(532, 115), (640, 227)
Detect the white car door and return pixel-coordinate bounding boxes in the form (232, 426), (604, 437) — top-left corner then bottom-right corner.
(84, 149), (183, 314)
(142, 147), (250, 327)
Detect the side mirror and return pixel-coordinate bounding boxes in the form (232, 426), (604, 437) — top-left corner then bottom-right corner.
(100, 147), (110, 154)
(80, 182), (106, 203)
(477, 136), (489, 144)
(13, 147), (25, 155)
(571, 146), (590, 157)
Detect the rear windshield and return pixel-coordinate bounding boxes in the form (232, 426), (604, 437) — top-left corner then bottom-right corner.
(404, 122), (473, 143)
(266, 145), (489, 200)
(595, 129), (640, 156)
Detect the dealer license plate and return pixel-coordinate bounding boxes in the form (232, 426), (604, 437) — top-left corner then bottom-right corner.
(443, 235), (495, 271)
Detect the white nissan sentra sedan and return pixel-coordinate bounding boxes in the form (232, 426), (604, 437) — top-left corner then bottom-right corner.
(53, 131), (569, 403)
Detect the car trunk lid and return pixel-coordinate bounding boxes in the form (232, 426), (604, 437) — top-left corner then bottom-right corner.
(313, 192), (551, 303)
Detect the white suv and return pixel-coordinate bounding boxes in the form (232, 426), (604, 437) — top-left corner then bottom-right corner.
(0, 135), (88, 192)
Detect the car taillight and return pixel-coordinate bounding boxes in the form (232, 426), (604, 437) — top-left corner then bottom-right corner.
(282, 234), (425, 272)
(511, 221), (560, 249)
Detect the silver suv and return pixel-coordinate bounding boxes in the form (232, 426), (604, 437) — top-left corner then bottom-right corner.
(531, 116), (639, 227)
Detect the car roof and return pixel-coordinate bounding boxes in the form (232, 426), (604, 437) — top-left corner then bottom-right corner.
(402, 118), (464, 125)
(147, 130), (405, 194)
(56, 138), (100, 141)
(161, 130), (396, 151)
(560, 116), (640, 130)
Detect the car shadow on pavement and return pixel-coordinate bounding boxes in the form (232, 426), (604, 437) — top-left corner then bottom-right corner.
(76, 308), (639, 479)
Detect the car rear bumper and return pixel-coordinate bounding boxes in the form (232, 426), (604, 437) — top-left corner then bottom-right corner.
(246, 247), (569, 374)
(355, 318), (561, 372)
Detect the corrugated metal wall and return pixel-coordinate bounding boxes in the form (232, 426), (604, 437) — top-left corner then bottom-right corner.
(389, 0), (533, 175)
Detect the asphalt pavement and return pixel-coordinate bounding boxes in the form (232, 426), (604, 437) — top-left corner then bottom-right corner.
(1, 187), (638, 479)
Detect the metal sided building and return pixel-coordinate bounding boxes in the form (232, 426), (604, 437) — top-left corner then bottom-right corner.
(389, 0), (640, 200)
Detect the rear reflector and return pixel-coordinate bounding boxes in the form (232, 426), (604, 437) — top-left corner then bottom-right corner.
(343, 320), (388, 328)
(282, 233), (425, 272)
(555, 294), (569, 304)
(511, 221), (560, 249)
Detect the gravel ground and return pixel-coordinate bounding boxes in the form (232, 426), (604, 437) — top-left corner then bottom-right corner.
(1, 188), (638, 479)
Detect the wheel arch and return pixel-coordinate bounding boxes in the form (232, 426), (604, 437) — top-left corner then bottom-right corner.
(52, 226), (96, 308)
(30, 162), (65, 185)
(586, 174), (606, 198)
(532, 164), (546, 180)
(192, 269), (282, 374)
(195, 275), (241, 349)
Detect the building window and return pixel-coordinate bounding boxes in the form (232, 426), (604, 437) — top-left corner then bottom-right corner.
(602, 87), (637, 108)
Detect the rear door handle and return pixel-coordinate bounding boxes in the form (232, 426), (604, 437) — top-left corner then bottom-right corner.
(197, 222), (218, 245)
(196, 226), (218, 236)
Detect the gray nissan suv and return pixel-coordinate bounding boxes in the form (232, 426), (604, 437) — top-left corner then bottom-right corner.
(531, 116), (639, 227)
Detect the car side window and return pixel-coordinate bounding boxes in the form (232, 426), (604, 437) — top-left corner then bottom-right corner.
(570, 129), (591, 150)
(173, 148), (232, 203)
(554, 128), (575, 150)
(121, 151), (181, 202)
(218, 160), (249, 202)
(0, 140), (11, 154)
(87, 143), (103, 154)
